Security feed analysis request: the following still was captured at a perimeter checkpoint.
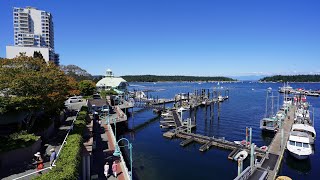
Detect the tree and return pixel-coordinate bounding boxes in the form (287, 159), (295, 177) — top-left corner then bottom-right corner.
(33, 51), (44, 60)
(78, 80), (96, 96)
(0, 55), (74, 129)
(67, 76), (81, 96)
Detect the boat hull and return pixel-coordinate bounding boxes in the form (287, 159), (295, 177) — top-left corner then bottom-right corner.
(288, 151), (310, 160)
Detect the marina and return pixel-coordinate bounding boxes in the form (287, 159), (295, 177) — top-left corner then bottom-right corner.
(122, 82), (320, 180)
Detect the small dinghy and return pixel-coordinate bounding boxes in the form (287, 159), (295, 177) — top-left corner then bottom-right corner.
(260, 146), (268, 151)
(234, 150), (248, 161)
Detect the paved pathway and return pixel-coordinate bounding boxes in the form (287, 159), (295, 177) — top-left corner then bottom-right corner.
(91, 116), (126, 180)
(1, 115), (77, 180)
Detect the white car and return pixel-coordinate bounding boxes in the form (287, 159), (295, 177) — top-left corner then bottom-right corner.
(68, 96), (82, 103)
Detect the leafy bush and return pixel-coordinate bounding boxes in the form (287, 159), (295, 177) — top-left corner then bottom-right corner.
(0, 131), (39, 153)
(33, 106), (88, 180)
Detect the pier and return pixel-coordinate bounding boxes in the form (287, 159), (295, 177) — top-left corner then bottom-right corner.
(240, 104), (296, 180)
(163, 129), (266, 157)
(163, 99), (297, 180)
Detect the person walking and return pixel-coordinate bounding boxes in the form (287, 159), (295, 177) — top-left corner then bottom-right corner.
(34, 152), (44, 174)
(112, 161), (118, 178)
(104, 162), (109, 179)
(50, 148), (57, 166)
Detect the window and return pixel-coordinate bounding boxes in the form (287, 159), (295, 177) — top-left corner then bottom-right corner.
(296, 142), (302, 147)
(289, 141), (295, 146)
(303, 143), (309, 148)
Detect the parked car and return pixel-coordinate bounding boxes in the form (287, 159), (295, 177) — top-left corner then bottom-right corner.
(68, 96), (82, 103)
(93, 94), (101, 99)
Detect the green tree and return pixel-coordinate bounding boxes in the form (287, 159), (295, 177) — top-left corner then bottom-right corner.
(78, 80), (96, 96)
(0, 55), (73, 130)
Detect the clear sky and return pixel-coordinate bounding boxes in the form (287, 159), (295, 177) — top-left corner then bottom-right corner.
(1, 0), (320, 77)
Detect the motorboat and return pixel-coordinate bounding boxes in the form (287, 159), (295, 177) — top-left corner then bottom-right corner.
(287, 131), (312, 160)
(260, 117), (279, 132)
(218, 95), (224, 102)
(234, 150), (248, 161)
(260, 146), (268, 151)
(292, 124), (316, 144)
(177, 107), (188, 113)
(279, 83), (294, 93)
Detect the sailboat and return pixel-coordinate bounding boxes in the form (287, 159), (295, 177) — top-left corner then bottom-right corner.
(260, 91), (279, 132)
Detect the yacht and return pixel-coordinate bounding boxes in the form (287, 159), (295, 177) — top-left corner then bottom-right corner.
(292, 124), (316, 144)
(287, 131), (312, 160)
(260, 117), (278, 132)
(279, 83), (294, 93)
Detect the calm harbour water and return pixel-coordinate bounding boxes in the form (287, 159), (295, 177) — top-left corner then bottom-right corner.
(120, 82), (320, 180)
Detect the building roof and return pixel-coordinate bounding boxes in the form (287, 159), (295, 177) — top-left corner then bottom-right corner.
(96, 76), (127, 87)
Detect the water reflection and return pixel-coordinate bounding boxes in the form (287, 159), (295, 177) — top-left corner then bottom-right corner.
(284, 152), (311, 174)
(260, 131), (275, 145)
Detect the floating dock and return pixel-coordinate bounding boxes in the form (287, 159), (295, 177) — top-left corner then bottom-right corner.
(238, 104), (297, 180)
(163, 129), (266, 157)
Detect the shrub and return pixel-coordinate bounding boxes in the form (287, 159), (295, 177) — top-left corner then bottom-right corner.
(33, 106), (88, 180)
(0, 131), (40, 153)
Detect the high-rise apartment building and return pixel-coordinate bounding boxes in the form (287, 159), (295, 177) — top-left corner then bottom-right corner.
(6, 7), (59, 65)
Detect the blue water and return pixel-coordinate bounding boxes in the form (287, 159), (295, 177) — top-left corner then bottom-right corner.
(121, 82), (320, 180)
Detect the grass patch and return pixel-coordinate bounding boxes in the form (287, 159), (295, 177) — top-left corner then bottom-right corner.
(0, 131), (40, 153)
(33, 106), (88, 180)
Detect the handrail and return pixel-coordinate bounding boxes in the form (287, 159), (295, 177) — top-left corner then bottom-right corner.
(13, 110), (80, 180)
(107, 124), (131, 180)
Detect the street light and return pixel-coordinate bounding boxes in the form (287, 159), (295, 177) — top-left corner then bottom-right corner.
(113, 138), (133, 180)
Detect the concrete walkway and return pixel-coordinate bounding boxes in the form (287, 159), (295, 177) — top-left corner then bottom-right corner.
(1, 115), (76, 180)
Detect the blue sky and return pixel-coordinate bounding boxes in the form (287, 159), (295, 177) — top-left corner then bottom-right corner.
(1, 0), (320, 77)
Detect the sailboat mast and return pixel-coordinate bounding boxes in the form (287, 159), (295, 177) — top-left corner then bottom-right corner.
(271, 92), (274, 116)
(265, 90), (268, 118)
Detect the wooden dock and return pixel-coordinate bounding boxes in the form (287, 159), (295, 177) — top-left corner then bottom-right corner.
(243, 105), (296, 180)
(164, 129), (266, 157)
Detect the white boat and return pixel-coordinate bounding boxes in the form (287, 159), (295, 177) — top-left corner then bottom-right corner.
(292, 124), (316, 144)
(287, 131), (312, 160)
(260, 146), (268, 151)
(218, 95), (224, 102)
(234, 150), (248, 161)
(177, 107), (188, 113)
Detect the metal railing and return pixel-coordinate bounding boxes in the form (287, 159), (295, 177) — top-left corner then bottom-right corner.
(13, 110), (80, 180)
(107, 124), (131, 180)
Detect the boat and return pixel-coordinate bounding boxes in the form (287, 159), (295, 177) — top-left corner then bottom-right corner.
(177, 107), (188, 113)
(287, 131), (312, 160)
(233, 150), (248, 161)
(279, 83), (294, 93)
(260, 117), (278, 132)
(291, 124), (316, 144)
(218, 95), (224, 102)
(234, 141), (241, 145)
(260, 91), (280, 132)
(260, 146), (268, 151)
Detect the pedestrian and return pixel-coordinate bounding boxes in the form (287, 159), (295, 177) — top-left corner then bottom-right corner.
(104, 162), (109, 179)
(34, 152), (44, 174)
(50, 148), (57, 166)
(112, 161), (118, 178)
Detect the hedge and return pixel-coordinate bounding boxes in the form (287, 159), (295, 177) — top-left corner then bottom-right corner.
(34, 106), (88, 180)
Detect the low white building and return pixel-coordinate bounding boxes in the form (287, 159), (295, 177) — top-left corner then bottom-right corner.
(6, 46), (58, 64)
(96, 69), (128, 94)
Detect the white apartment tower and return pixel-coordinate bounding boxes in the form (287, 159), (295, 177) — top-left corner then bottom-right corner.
(6, 7), (59, 65)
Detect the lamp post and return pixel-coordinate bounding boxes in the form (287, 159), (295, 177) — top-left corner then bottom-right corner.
(113, 117), (117, 141)
(113, 138), (133, 180)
